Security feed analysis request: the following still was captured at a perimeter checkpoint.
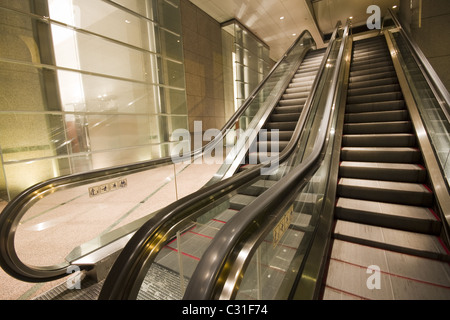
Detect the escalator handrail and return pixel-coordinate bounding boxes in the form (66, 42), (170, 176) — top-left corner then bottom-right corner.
(387, 8), (450, 122)
(0, 27), (316, 283)
(98, 28), (331, 300)
(183, 20), (348, 300)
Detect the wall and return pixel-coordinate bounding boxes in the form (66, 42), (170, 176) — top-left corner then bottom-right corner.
(0, 0), (188, 199)
(180, 0), (227, 137)
(400, 0), (450, 92)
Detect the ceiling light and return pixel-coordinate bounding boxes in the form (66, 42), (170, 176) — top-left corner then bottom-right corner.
(349, 16), (353, 20)
(280, 16), (285, 20)
(392, 5), (398, 9)
(292, 33), (297, 36)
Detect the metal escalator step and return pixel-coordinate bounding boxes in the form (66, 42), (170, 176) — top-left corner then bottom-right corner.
(238, 179), (277, 196)
(291, 75), (316, 83)
(273, 105), (303, 114)
(341, 133), (416, 147)
(293, 192), (320, 214)
(279, 98), (307, 106)
(335, 197), (440, 234)
(285, 86), (310, 94)
(291, 211), (312, 229)
(270, 112), (301, 122)
(297, 65), (320, 73)
(343, 121), (412, 134)
(289, 81), (314, 89)
(282, 91), (309, 100)
(339, 161), (427, 182)
(229, 194), (257, 210)
(333, 220), (450, 262)
(348, 77), (399, 90)
(346, 91), (403, 104)
(337, 177), (433, 207)
(350, 60), (393, 72)
(345, 100), (405, 113)
(351, 56), (391, 69)
(347, 84), (401, 96)
(323, 240), (450, 300)
(341, 147), (421, 163)
(137, 264), (186, 300)
(349, 71), (397, 83)
(349, 66), (395, 78)
(266, 121), (297, 131)
(344, 110), (408, 123)
(352, 51), (390, 60)
(294, 70), (318, 78)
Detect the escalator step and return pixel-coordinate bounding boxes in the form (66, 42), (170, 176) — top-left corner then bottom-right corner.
(349, 66), (395, 78)
(344, 110), (408, 123)
(333, 220), (450, 262)
(335, 197), (440, 234)
(343, 121), (412, 134)
(270, 112), (301, 122)
(339, 161), (427, 182)
(266, 121), (298, 131)
(346, 91), (403, 104)
(279, 98), (307, 106)
(229, 194), (257, 210)
(345, 100), (405, 113)
(349, 71), (397, 83)
(347, 77), (399, 90)
(273, 105), (303, 114)
(341, 133), (416, 147)
(337, 177), (433, 207)
(344, 121), (411, 134)
(347, 84), (401, 96)
(340, 147), (421, 163)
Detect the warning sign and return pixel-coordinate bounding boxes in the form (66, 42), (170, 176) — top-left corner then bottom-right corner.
(89, 178), (127, 197)
(273, 205), (293, 248)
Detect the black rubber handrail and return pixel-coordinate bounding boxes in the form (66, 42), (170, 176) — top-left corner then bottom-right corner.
(183, 20), (348, 300)
(98, 28), (332, 300)
(0, 28), (315, 283)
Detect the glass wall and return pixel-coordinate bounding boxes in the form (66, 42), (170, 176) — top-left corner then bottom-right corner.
(0, 0), (187, 199)
(222, 20), (272, 112)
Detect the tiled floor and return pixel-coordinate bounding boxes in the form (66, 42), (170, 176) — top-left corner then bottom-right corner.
(0, 161), (223, 300)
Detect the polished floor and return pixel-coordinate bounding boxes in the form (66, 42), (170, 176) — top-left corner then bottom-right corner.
(0, 160), (224, 300)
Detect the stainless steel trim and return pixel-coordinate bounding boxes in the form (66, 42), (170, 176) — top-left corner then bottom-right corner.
(385, 31), (450, 244)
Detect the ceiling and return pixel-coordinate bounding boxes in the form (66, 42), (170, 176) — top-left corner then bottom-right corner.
(189, 0), (400, 61)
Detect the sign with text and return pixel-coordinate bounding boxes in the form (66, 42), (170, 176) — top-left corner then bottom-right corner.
(272, 205), (293, 248)
(88, 178), (127, 197)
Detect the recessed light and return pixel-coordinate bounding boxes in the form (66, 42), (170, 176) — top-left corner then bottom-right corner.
(392, 5), (398, 9)
(349, 16), (353, 20)
(125, 20), (131, 24)
(280, 16), (285, 20)
(292, 33), (297, 36)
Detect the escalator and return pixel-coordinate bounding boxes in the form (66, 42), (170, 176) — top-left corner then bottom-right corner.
(0, 22), (337, 300)
(322, 35), (450, 300)
(3, 12), (449, 302)
(131, 48), (326, 300)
